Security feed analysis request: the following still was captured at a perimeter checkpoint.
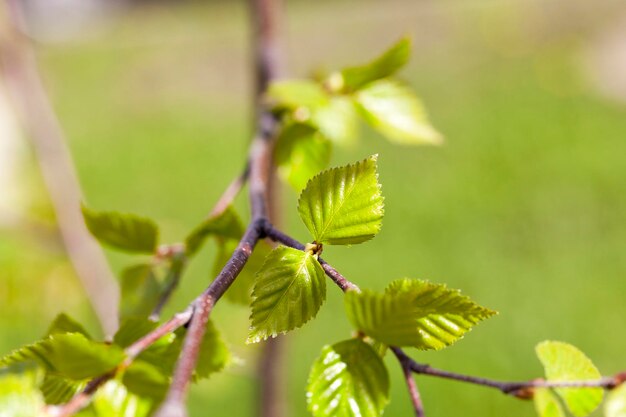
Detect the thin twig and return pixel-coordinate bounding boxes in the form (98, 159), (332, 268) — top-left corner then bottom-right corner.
(208, 164), (250, 218)
(0, 0), (119, 337)
(153, 126), (276, 415)
(261, 225), (360, 292)
(391, 347), (626, 398)
(149, 250), (187, 321)
(393, 347), (425, 417)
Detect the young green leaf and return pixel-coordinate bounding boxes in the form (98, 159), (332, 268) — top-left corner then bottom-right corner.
(534, 388), (566, 417)
(275, 123), (332, 192)
(306, 339), (389, 417)
(536, 341), (603, 417)
(355, 79), (442, 146)
(605, 382), (626, 417)
(45, 313), (91, 339)
(339, 37), (411, 92)
(119, 263), (164, 320)
(247, 246), (326, 343)
(345, 279), (496, 350)
(86, 380), (153, 417)
(40, 374), (83, 405)
(297, 155), (384, 245)
(46, 333), (125, 380)
(1, 333), (125, 380)
(185, 206), (244, 256)
(81, 205), (158, 253)
(267, 79), (329, 110)
(195, 320), (231, 379)
(311, 96), (359, 146)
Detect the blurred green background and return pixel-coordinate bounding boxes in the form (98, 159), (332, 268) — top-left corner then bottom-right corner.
(1, 0), (626, 416)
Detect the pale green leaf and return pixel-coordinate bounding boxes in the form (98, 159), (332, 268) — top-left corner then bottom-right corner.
(185, 206), (244, 256)
(247, 246), (326, 343)
(45, 313), (91, 339)
(345, 278), (496, 350)
(306, 339), (389, 417)
(81, 205), (158, 253)
(339, 37), (411, 92)
(195, 320), (231, 379)
(536, 341), (603, 417)
(275, 123), (332, 192)
(297, 155), (384, 245)
(311, 96), (359, 146)
(40, 373), (83, 405)
(534, 388), (566, 417)
(355, 79), (442, 145)
(267, 79), (329, 109)
(0, 372), (44, 417)
(84, 380), (153, 417)
(605, 382), (626, 417)
(119, 263), (165, 320)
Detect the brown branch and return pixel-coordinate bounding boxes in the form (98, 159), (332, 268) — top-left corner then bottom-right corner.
(391, 347), (626, 398)
(0, 0), (119, 337)
(393, 348), (425, 417)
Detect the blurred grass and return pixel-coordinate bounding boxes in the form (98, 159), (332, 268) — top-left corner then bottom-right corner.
(1, 0), (626, 416)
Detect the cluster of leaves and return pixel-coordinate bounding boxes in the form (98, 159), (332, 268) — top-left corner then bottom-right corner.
(1, 38), (622, 417)
(0, 313), (229, 416)
(270, 37), (442, 191)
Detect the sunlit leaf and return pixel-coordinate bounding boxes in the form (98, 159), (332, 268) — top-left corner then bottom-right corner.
(311, 96), (359, 146)
(119, 264), (164, 320)
(355, 79), (442, 145)
(605, 382), (626, 417)
(298, 155), (384, 245)
(536, 341), (603, 417)
(306, 339), (389, 417)
(338, 37), (411, 92)
(83, 380), (153, 417)
(81, 205), (158, 253)
(45, 313), (91, 339)
(247, 246), (326, 343)
(534, 388), (566, 417)
(267, 79), (329, 109)
(345, 279), (496, 350)
(185, 206), (244, 257)
(0, 371), (44, 417)
(275, 123), (332, 192)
